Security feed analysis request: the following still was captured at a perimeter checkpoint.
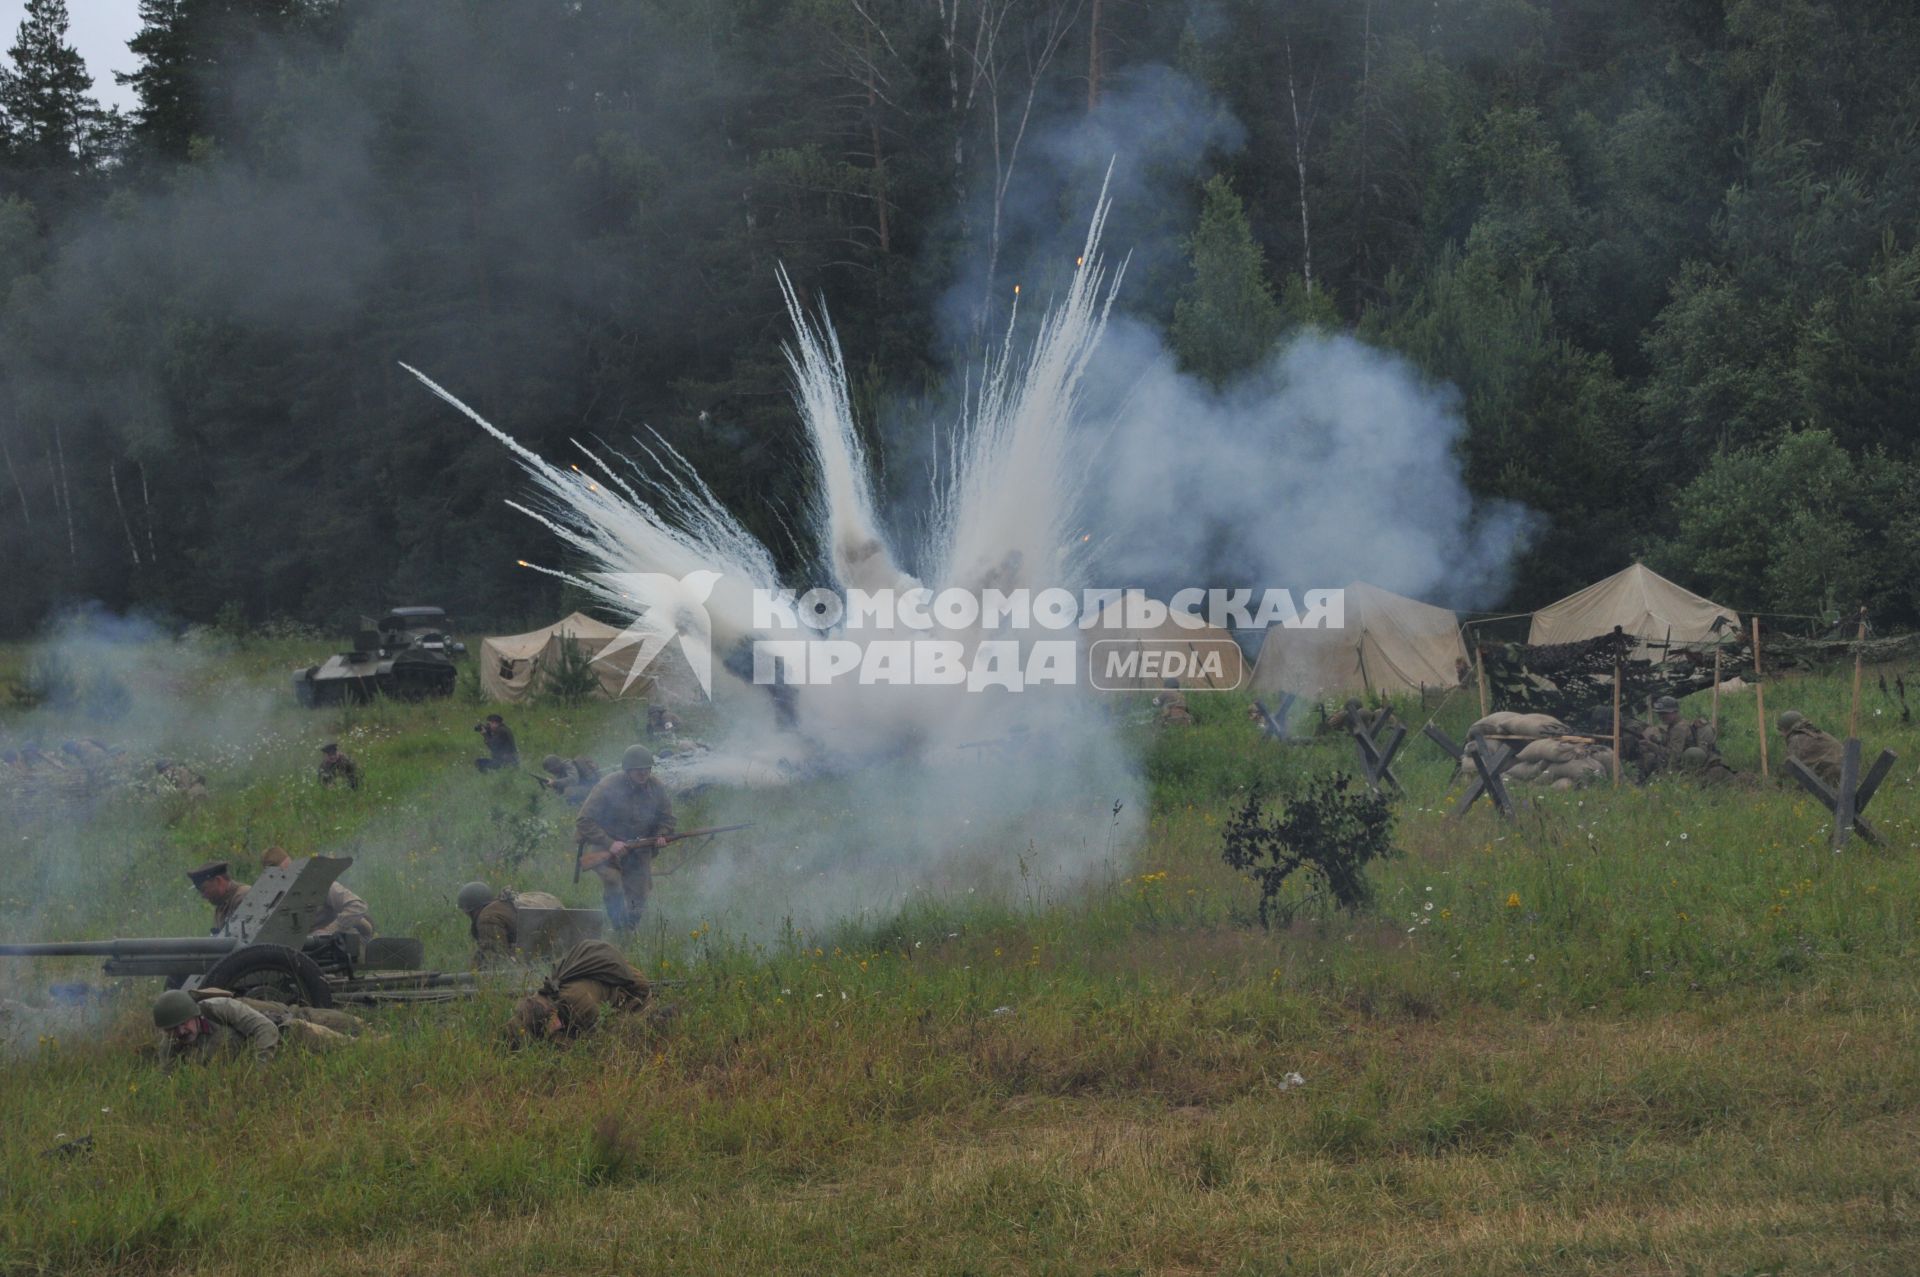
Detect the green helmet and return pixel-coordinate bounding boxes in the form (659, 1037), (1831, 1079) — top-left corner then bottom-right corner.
(1679, 746), (1709, 768)
(1777, 710), (1804, 732)
(456, 881), (494, 913)
(621, 745), (655, 772)
(152, 989), (199, 1030)
(1652, 695), (1680, 714)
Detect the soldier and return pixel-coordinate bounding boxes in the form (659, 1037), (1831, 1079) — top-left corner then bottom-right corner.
(317, 743), (361, 790)
(150, 989), (363, 1066)
(506, 938), (652, 1044)
(1778, 710), (1845, 788)
(473, 714), (519, 772)
(187, 861), (249, 933)
(575, 745), (675, 933)
(153, 758), (208, 799)
(537, 754), (586, 803)
(457, 880), (566, 964)
(1150, 679), (1194, 726)
(258, 848), (376, 942)
(1641, 696), (1726, 777)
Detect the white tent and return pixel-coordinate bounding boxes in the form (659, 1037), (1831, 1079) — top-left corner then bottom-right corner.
(1250, 581), (1466, 697)
(478, 613), (646, 704)
(1527, 563), (1739, 652)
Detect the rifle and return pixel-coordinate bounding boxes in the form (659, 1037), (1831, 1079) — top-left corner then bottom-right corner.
(576, 823), (754, 874)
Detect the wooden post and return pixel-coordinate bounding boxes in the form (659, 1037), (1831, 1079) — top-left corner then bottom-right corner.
(1753, 617), (1769, 780)
(1710, 645), (1722, 733)
(1475, 641), (1490, 718)
(1611, 655), (1622, 788)
(1848, 607), (1868, 740)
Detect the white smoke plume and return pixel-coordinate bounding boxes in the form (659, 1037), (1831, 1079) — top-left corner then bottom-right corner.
(1077, 318), (1534, 610)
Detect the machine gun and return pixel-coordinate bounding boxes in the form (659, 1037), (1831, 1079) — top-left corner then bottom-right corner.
(0, 856), (493, 1007)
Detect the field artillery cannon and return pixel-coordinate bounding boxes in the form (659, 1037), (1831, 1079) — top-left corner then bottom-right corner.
(0, 856), (506, 1007)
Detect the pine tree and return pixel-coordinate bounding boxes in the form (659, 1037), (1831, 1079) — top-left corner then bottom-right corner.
(118, 0), (194, 159)
(0, 0), (99, 169)
(1171, 176), (1281, 385)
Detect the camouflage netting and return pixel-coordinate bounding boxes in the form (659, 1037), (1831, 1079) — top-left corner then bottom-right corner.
(1478, 631), (1752, 721)
(1762, 631), (1920, 671)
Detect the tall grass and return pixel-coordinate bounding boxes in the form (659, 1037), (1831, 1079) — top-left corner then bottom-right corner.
(1, 650), (1918, 1274)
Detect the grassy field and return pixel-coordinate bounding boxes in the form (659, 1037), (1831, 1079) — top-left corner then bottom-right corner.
(2, 634), (1919, 1276)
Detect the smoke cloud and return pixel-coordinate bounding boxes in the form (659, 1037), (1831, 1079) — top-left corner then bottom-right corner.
(1079, 319), (1534, 608)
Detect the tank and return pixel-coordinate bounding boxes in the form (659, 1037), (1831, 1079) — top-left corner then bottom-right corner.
(292, 607), (466, 707)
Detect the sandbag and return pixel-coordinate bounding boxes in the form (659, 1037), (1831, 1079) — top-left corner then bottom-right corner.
(1470, 711), (1573, 739)
(1516, 738), (1578, 766)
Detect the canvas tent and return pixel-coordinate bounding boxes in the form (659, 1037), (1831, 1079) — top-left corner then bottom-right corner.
(1527, 564), (1739, 652)
(479, 613), (642, 704)
(1080, 601), (1248, 691)
(1250, 582), (1467, 697)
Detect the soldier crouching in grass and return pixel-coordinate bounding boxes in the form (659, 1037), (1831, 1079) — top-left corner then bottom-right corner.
(150, 989), (369, 1066)
(507, 939), (652, 1045)
(457, 880), (565, 965)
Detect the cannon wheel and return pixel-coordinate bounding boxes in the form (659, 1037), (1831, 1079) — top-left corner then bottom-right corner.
(202, 944), (334, 1008)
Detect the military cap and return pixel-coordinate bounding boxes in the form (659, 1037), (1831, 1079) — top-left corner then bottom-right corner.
(186, 860), (231, 886)
(457, 881), (494, 913)
(621, 745), (655, 772)
(542, 754), (566, 772)
(153, 989), (199, 1029)
(321, 742), (339, 754)
(485, 714), (505, 724)
(1652, 695), (1680, 714)
(1777, 709), (1805, 732)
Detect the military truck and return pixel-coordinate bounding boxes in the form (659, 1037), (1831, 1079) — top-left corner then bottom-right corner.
(292, 607), (466, 706)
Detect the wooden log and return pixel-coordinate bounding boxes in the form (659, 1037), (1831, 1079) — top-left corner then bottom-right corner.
(1710, 645), (1721, 733)
(1849, 608), (1868, 740)
(1611, 654), (1623, 788)
(1753, 617), (1769, 780)
(1475, 642), (1490, 718)
(1833, 737), (1862, 851)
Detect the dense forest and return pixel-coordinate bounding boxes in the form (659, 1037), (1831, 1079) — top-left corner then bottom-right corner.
(2, 0), (1918, 637)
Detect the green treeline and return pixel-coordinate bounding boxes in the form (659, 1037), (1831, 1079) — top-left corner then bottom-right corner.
(2, 0), (1918, 635)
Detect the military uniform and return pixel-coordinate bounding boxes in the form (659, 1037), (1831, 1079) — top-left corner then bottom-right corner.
(160, 996), (283, 1065)
(476, 720), (519, 772)
(575, 771), (675, 931)
(318, 750), (361, 790)
(539, 939), (651, 1038)
(311, 880), (376, 940)
(1637, 705), (1733, 781)
(1784, 720), (1845, 788)
(471, 889), (565, 963)
(207, 881), (251, 933)
(1150, 688), (1194, 726)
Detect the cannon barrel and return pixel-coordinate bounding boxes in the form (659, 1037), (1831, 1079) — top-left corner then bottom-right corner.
(0, 937), (240, 959)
